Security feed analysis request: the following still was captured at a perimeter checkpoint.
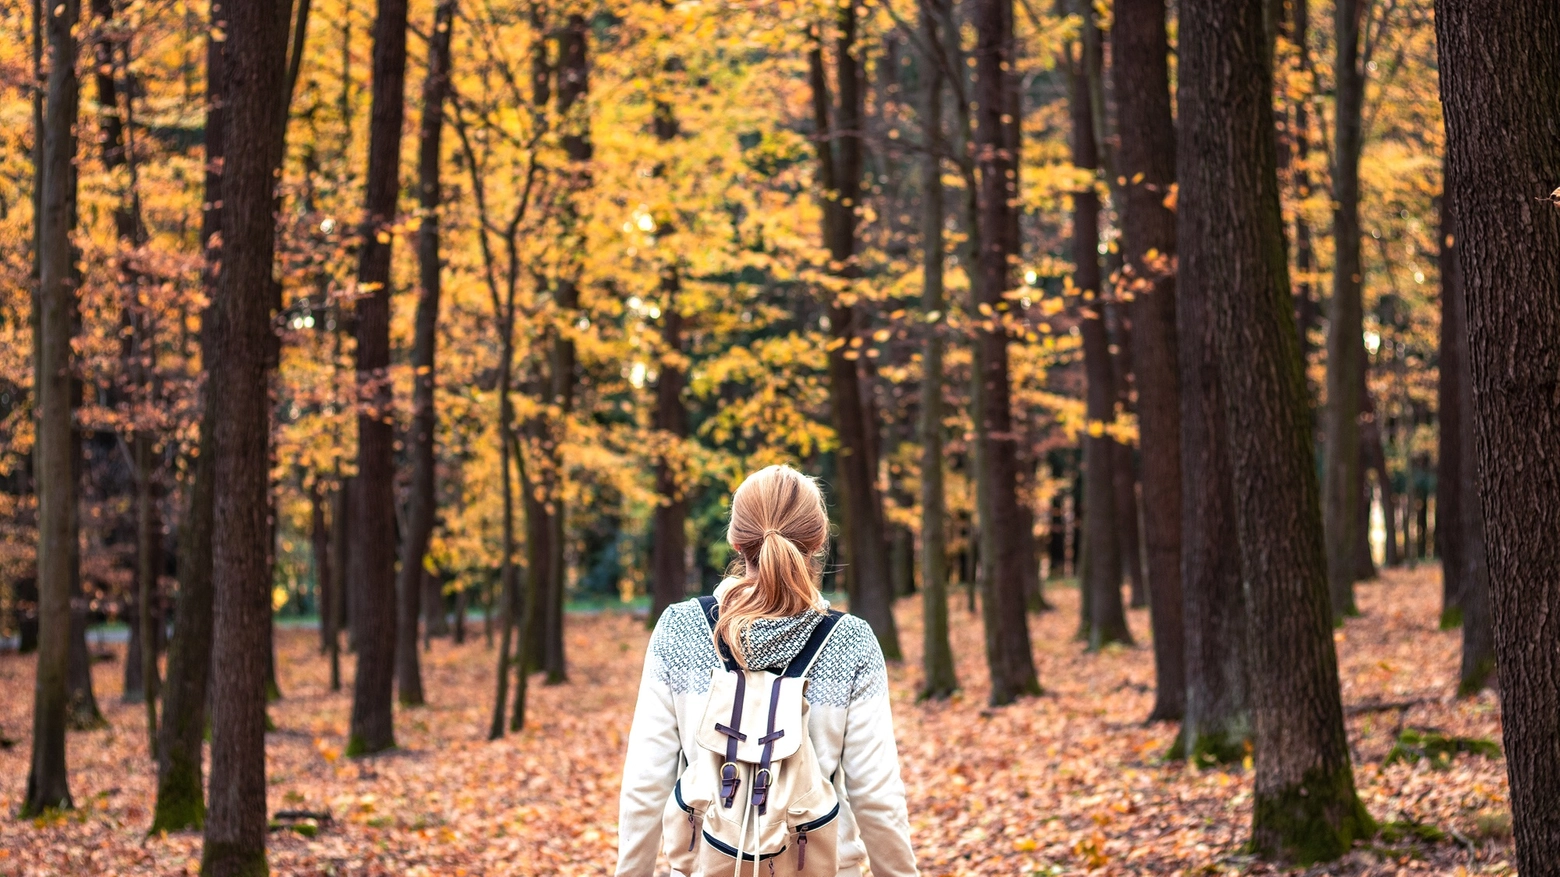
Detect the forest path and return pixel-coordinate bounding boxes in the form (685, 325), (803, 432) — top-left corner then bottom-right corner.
(0, 566), (1513, 875)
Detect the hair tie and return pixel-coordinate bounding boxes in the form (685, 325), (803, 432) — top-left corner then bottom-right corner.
(763, 528), (783, 539)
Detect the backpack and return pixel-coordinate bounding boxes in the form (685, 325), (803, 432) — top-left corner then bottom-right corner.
(661, 596), (844, 877)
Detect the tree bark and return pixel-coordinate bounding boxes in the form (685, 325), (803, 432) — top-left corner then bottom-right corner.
(1437, 6), (1560, 868)
(1113, 0), (1185, 722)
(1069, 2), (1131, 650)
(310, 481), (331, 651)
(395, 0), (454, 709)
(648, 47), (688, 627)
(917, 0), (957, 700)
(24, 0), (81, 818)
(1322, 0), (1365, 619)
(805, 8), (901, 660)
(970, 0), (1040, 704)
(1179, 0), (1372, 860)
(200, 0), (291, 871)
(1441, 188), (1492, 697)
(152, 9), (225, 828)
(348, 0), (411, 756)
(1434, 178), (1465, 628)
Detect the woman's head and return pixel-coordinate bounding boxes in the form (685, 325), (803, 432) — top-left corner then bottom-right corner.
(715, 465), (829, 668)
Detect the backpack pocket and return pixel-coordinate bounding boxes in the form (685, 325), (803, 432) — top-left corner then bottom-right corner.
(784, 801), (840, 877)
(661, 777), (704, 874)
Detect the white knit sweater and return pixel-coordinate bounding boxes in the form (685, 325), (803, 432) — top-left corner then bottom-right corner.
(614, 583), (919, 877)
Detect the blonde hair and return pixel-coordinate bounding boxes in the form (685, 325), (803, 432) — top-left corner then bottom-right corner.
(714, 465), (829, 669)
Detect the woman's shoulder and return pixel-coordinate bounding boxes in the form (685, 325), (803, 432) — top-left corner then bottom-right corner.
(804, 611), (888, 707)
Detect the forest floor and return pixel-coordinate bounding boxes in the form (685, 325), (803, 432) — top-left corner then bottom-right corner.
(0, 565), (1515, 875)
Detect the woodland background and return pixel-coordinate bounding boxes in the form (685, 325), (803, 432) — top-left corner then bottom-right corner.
(0, 0), (1557, 873)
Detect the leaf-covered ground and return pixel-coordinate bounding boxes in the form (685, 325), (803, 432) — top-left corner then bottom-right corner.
(0, 566), (1516, 875)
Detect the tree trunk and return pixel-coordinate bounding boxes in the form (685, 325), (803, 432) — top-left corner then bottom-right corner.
(1440, 188), (1492, 697)
(1322, 0), (1365, 619)
(1069, 2), (1131, 650)
(423, 570), (447, 642)
(154, 413), (214, 833)
(201, 0), (291, 871)
(970, 0), (1040, 704)
(1434, 178), (1465, 628)
(1178, 0), (1372, 860)
(348, 0), (411, 756)
(1437, 6), (1560, 868)
(805, 10), (901, 660)
(1113, 0), (1185, 722)
(328, 478), (349, 690)
(488, 312), (518, 740)
(395, 0), (454, 709)
(1290, 0), (1319, 383)
(649, 78), (689, 626)
(135, 432), (162, 747)
(310, 481), (331, 651)
(917, 0), (957, 700)
(24, 0), (81, 818)
(1364, 388), (1398, 568)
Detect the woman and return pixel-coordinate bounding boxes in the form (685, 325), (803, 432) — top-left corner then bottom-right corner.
(615, 465), (918, 877)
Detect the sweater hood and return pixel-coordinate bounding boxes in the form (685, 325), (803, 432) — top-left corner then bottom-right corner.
(712, 578), (832, 671)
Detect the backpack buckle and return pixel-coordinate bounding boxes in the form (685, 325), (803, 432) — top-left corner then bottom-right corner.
(751, 768), (772, 814)
(719, 762), (740, 807)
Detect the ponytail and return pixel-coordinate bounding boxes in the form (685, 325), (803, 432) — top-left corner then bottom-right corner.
(714, 466), (829, 668)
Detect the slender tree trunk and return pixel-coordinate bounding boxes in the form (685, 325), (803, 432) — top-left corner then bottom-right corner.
(1364, 388), (1398, 568)
(152, 11), (226, 827)
(1113, 0), (1185, 722)
(328, 479), (348, 690)
(201, 0), (291, 871)
(395, 0), (454, 709)
(348, 0), (411, 756)
(1322, 0), (1365, 618)
(135, 433), (162, 746)
(1434, 180), (1465, 628)
(488, 318), (517, 740)
(917, 0), (957, 700)
(1179, 0), (1371, 859)
(1442, 194), (1492, 696)
(1437, 6), (1560, 868)
(23, 0), (81, 818)
(1069, 3), (1131, 649)
(648, 61), (688, 626)
(970, 0), (1040, 704)
(807, 10), (902, 660)
(423, 571), (447, 642)
(310, 482), (331, 651)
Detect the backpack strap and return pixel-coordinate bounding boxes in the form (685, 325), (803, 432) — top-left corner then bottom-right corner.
(783, 609), (844, 679)
(697, 595), (741, 673)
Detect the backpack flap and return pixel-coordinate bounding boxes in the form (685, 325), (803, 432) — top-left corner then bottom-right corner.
(695, 669), (806, 765)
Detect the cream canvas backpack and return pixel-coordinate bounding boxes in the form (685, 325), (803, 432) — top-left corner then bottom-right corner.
(661, 596), (844, 877)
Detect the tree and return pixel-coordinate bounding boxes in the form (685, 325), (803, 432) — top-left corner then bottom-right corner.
(152, 0), (226, 832)
(1436, 7), (1560, 869)
(395, 0), (456, 710)
(23, 0), (81, 819)
(200, 0), (291, 871)
(1434, 176), (1465, 628)
(916, 0), (957, 701)
(1178, 0), (1372, 860)
(971, 0), (1040, 704)
(645, 2), (690, 627)
(349, 0), (411, 756)
(1112, 0), (1184, 721)
(1068, 0), (1130, 650)
(806, 5), (902, 661)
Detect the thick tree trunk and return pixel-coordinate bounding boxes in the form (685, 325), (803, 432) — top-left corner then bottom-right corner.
(971, 0), (1040, 704)
(917, 0), (957, 700)
(24, 0), (81, 818)
(201, 0), (291, 871)
(1179, 0), (1372, 861)
(807, 11), (901, 659)
(395, 0), (454, 709)
(348, 0), (411, 756)
(1437, 6), (1560, 868)
(1069, 4), (1131, 649)
(1434, 179), (1465, 628)
(1322, 0), (1365, 619)
(1113, 0), (1185, 722)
